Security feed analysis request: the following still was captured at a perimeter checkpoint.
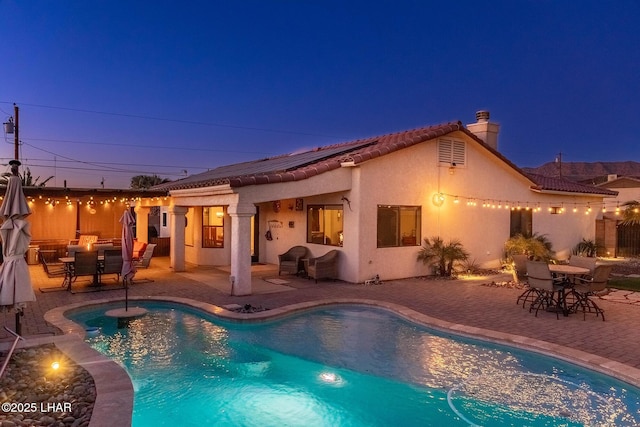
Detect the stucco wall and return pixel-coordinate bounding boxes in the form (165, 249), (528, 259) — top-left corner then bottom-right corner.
(168, 133), (606, 283)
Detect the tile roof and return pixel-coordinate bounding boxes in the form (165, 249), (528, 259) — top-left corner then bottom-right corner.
(527, 173), (618, 196)
(155, 121), (616, 198)
(156, 121), (470, 191)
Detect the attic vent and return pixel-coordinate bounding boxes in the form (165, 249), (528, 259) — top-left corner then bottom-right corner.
(438, 138), (466, 166)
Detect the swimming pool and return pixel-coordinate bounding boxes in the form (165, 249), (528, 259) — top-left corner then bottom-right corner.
(67, 301), (640, 426)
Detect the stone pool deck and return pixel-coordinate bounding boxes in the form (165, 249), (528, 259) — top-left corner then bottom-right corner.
(2, 256), (640, 425)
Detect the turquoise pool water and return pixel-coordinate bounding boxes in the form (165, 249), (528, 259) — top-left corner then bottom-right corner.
(68, 302), (640, 426)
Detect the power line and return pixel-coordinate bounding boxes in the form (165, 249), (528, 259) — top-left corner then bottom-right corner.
(1, 156), (209, 172)
(22, 136), (276, 155)
(0, 100), (345, 139)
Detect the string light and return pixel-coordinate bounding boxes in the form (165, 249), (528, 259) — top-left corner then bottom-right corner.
(427, 192), (623, 215)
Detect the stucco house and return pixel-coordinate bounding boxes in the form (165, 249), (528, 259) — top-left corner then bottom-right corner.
(155, 111), (617, 295)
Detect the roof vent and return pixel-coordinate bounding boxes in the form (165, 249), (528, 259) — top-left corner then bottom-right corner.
(475, 110), (490, 122)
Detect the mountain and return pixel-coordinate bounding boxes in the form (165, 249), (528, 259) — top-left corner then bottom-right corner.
(522, 161), (640, 184)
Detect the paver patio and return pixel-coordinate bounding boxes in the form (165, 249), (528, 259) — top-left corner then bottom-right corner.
(3, 256), (640, 377)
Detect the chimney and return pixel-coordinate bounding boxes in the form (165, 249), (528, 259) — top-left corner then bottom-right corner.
(467, 110), (500, 150)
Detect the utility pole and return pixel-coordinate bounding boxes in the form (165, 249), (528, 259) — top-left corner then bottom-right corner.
(13, 103), (19, 161)
(555, 152), (562, 178)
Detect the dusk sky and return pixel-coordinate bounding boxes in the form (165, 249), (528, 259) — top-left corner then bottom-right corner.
(1, 1), (639, 189)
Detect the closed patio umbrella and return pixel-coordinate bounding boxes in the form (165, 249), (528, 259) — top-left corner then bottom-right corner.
(120, 209), (136, 284)
(0, 161), (35, 335)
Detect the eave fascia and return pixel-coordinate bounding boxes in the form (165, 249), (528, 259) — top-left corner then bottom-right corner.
(169, 184), (234, 198)
(529, 188), (618, 198)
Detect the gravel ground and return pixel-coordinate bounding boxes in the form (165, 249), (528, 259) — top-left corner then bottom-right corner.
(0, 344), (95, 427)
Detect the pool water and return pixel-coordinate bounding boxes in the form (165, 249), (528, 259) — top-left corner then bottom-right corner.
(68, 302), (640, 426)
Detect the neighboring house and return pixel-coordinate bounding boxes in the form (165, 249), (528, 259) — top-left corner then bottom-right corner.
(596, 175), (640, 256)
(155, 111), (617, 295)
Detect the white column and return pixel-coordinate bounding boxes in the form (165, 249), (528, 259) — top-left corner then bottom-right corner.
(169, 206), (188, 272)
(227, 203), (256, 296)
(134, 206), (151, 243)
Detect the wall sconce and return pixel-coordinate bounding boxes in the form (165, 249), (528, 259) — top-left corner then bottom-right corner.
(549, 206), (561, 215)
(449, 162), (456, 175)
(432, 193), (445, 207)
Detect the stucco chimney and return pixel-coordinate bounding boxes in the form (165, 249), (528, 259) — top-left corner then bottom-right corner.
(467, 110), (500, 150)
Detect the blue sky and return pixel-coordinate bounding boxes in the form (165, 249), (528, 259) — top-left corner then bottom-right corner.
(1, 0), (639, 188)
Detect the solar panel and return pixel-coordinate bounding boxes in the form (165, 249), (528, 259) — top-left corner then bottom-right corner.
(180, 140), (374, 184)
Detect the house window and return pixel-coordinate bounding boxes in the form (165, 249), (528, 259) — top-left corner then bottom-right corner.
(203, 206), (224, 248)
(307, 205), (343, 246)
(438, 138), (466, 166)
(377, 205), (421, 247)
(510, 209), (532, 237)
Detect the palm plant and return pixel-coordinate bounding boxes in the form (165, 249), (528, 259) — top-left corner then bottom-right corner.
(0, 167), (54, 187)
(504, 233), (554, 262)
(621, 200), (640, 225)
(572, 238), (600, 257)
(417, 236), (470, 276)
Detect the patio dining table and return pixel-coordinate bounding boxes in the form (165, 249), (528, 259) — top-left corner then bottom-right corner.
(548, 264), (590, 316)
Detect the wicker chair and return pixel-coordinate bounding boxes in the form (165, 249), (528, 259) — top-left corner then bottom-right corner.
(307, 250), (339, 283)
(278, 246), (308, 275)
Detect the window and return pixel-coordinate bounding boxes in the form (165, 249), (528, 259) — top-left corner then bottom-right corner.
(307, 205), (343, 246)
(203, 206), (224, 248)
(438, 138), (466, 166)
(377, 205), (421, 247)
(510, 209), (532, 237)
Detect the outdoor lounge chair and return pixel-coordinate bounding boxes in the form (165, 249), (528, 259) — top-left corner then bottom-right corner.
(307, 250), (339, 283)
(569, 264), (613, 321)
(278, 246), (308, 276)
(134, 243), (156, 269)
(526, 261), (567, 319)
(132, 241), (148, 260)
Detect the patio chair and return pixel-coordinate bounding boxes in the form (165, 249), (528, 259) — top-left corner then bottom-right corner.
(71, 251), (99, 286)
(67, 244), (89, 258)
(132, 240), (148, 260)
(526, 261), (567, 319)
(513, 255), (538, 308)
(39, 251), (66, 278)
(568, 255), (597, 276)
(307, 250), (339, 283)
(93, 243), (114, 257)
(278, 246), (308, 276)
(568, 264), (613, 321)
(134, 243), (156, 269)
(100, 249), (124, 282)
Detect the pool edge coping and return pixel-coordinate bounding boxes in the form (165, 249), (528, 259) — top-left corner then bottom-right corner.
(42, 296), (640, 426)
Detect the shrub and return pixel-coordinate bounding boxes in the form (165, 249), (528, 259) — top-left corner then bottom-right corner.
(417, 236), (470, 277)
(504, 233), (554, 262)
(572, 238), (600, 257)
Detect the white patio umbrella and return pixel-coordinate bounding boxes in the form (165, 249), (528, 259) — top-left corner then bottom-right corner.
(120, 209), (136, 285)
(0, 161), (35, 335)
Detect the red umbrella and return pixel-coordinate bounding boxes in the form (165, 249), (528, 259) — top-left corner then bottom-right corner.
(120, 209), (136, 284)
(0, 161), (35, 335)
